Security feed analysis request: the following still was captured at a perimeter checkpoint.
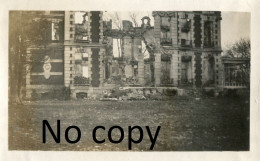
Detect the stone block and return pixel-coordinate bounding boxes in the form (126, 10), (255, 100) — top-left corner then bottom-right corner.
(177, 89), (184, 96)
(125, 65), (133, 78)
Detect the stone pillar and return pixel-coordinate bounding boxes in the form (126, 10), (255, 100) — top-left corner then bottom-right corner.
(138, 47), (145, 85)
(64, 46), (74, 87)
(217, 18), (221, 49)
(170, 51), (178, 86)
(64, 11), (75, 41)
(99, 12), (103, 44)
(201, 15), (206, 48)
(170, 16), (178, 46)
(187, 14), (192, 46)
(133, 37), (142, 61)
(87, 48), (92, 85)
(123, 36), (132, 60)
(192, 53), (196, 87)
(88, 12), (92, 42)
(25, 50), (31, 98)
(214, 53), (222, 86)
(194, 52), (202, 87)
(219, 54), (224, 87)
(190, 14), (195, 48)
(99, 48), (105, 86)
(90, 48), (101, 87)
(201, 52), (207, 84)
(177, 12), (182, 46)
(64, 11), (75, 87)
(154, 53), (161, 86)
(154, 15), (161, 44)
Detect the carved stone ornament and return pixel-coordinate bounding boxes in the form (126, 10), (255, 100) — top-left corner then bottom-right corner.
(152, 11), (176, 17)
(43, 55), (52, 79)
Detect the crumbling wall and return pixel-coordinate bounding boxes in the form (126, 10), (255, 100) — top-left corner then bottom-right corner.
(202, 52), (214, 85)
(194, 52), (202, 87)
(90, 11), (101, 42)
(144, 63), (152, 85)
(194, 14), (202, 48)
(133, 38), (141, 60)
(125, 65), (133, 78)
(123, 36), (133, 60)
(214, 53), (222, 86)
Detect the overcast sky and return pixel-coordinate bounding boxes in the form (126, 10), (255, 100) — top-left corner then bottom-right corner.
(103, 11), (250, 50)
(221, 12), (250, 49)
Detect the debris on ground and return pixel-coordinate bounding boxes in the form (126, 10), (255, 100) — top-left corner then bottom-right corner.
(100, 87), (179, 101)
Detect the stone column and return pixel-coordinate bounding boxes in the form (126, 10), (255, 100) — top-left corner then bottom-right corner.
(170, 16), (178, 46)
(25, 50), (32, 98)
(201, 15), (206, 48)
(217, 18), (221, 49)
(99, 48), (105, 87)
(88, 12), (92, 42)
(64, 11), (75, 87)
(170, 51), (178, 86)
(99, 12), (103, 44)
(123, 36), (132, 60)
(177, 12), (182, 46)
(194, 52), (202, 87)
(64, 46), (74, 87)
(154, 53), (161, 86)
(201, 52), (207, 84)
(214, 53), (222, 86)
(138, 47), (145, 85)
(64, 11), (75, 41)
(133, 37), (142, 61)
(87, 48), (92, 85)
(154, 15), (161, 44)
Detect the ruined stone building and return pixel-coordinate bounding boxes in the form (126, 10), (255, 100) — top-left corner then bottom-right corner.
(150, 11), (222, 87)
(25, 11), (106, 98)
(24, 11), (227, 98)
(103, 18), (151, 87)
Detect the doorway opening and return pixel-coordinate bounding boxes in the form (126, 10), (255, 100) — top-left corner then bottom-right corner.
(181, 56), (192, 84)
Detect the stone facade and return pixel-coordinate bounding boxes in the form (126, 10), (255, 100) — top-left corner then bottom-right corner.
(24, 11), (223, 99)
(25, 11), (65, 98)
(25, 11), (106, 98)
(152, 11), (222, 87)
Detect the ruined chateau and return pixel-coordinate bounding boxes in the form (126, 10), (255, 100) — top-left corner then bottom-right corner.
(22, 11), (248, 98)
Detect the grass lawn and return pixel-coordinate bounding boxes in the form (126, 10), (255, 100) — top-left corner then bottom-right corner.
(8, 96), (249, 151)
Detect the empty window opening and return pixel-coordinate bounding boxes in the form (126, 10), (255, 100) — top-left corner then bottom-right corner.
(181, 56), (192, 84)
(51, 22), (60, 40)
(75, 12), (89, 41)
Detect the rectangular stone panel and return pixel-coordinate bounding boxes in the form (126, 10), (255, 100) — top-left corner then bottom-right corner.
(91, 48), (100, 87)
(194, 52), (202, 87)
(90, 11), (101, 43)
(194, 15), (202, 48)
(30, 75), (64, 85)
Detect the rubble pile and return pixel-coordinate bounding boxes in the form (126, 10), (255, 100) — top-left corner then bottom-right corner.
(104, 76), (140, 87)
(183, 88), (202, 97)
(100, 87), (178, 101)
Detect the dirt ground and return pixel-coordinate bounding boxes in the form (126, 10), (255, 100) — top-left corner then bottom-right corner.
(8, 96), (249, 151)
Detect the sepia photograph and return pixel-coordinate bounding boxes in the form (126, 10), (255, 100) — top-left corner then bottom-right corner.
(8, 10), (250, 151)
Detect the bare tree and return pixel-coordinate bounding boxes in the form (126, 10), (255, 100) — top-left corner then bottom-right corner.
(105, 12), (153, 58)
(105, 12), (123, 57)
(9, 11), (53, 104)
(108, 12), (123, 30)
(225, 38), (250, 58)
(224, 38), (250, 88)
(129, 12), (139, 27)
